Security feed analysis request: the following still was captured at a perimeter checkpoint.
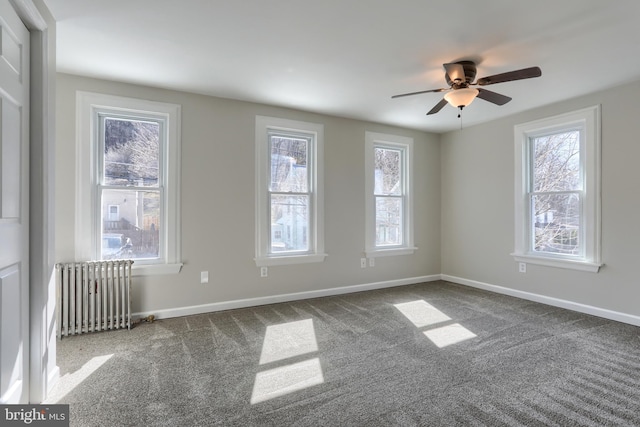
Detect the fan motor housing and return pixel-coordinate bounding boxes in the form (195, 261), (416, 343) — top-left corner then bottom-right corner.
(445, 60), (477, 87)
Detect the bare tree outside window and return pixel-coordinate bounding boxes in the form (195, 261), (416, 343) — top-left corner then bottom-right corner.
(531, 130), (581, 255)
(101, 118), (161, 260)
(374, 147), (403, 246)
(269, 135), (310, 253)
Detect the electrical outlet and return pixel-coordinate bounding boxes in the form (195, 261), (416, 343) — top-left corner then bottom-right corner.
(369, 258), (375, 267)
(519, 262), (526, 273)
(200, 271), (209, 283)
(260, 267), (268, 277)
(360, 258), (367, 268)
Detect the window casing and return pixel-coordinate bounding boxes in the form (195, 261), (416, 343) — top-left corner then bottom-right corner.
(255, 116), (326, 266)
(76, 92), (182, 275)
(365, 132), (416, 258)
(513, 106), (601, 272)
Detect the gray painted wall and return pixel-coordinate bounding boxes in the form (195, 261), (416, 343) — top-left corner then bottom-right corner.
(441, 81), (640, 317)
(56, 72), (639, 321)
(55, 73), (441, 314)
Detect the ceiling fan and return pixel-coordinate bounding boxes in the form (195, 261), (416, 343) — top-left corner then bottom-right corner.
(392, 61), (542, 116)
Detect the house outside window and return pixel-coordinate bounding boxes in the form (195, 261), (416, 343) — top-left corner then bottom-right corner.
(255, 116), (326, 266)
(76, 92), (182, 275)
(269, 132), (311, 253)
(99, 116), (162, 260)
(513, 106), (601, 272)
(365, 132), (416, 258)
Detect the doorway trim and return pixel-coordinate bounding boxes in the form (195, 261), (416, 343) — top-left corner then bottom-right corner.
(10, 0), (57, 403)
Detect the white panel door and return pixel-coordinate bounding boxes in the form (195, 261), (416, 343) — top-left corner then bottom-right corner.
(0, 1), (29, 404)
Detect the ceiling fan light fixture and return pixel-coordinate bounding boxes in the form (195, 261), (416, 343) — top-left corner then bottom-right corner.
(444, 87), (479, 109)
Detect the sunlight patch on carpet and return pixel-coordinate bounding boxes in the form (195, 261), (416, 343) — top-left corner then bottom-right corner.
(44, 354), (114, 403)
(252, 319), (324, 404)
(259, 319), (318, 365)
(250, 358), (324, 404)
(394, 300), (477, 348)
(423, 323), (477, 348)
(394, 300), (451, 328)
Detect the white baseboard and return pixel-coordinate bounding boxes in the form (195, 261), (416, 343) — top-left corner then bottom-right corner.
(441, 274), (640, 327)
(134, 273), (640, 327)
(134, 274), (441, 320)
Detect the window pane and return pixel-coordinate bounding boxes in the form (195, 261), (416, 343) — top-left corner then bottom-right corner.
(533, 131), (580, 192)
(104, 118), (160, 187)
(376, 196), (402, 246)
(270, 135), (308, 192)
(532, 193), (580, 255)
(270, 194), (309, 252)
(101, 189), (161, 260)
(374, 147), (401, 195)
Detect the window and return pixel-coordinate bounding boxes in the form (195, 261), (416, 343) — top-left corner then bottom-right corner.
(513, 106), (601, 272)
(99, 116), (162, 260)
(255, 116), (326, 266)
(77, 92), (182, 275)
(365, 132), (416, 257)
(107, 205), (119, 221)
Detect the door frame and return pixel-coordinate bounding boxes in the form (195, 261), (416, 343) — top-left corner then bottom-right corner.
(10, 0), (57, 403)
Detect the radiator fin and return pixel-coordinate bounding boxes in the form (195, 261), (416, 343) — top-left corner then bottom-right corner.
(56, 260), (133, 338)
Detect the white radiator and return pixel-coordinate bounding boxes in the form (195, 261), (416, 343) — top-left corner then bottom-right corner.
(56, 260), (133, 338)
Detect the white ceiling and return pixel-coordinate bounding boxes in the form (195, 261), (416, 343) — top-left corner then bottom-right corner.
(44, 0), (640, 133)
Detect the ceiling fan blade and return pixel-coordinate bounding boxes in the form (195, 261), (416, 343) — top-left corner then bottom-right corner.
(476, 66), (542, 86)
(426, 98), (449, 115)
(391, 88), (446, 99)
(443, 63), (466, 84)
(476, 88), (512, 105)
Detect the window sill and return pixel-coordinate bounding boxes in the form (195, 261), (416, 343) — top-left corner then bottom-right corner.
(365, 247), (417, 258)
(132, 263), (183, 276)
(511, 253), (601, 273)
(255, 253), (327, 267)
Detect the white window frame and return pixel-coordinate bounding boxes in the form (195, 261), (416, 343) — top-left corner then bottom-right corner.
(76, 92), (182, 275)
(255, 116), (326, 267)
(365, 131), (417, 258)
(513, 105), (601, 272)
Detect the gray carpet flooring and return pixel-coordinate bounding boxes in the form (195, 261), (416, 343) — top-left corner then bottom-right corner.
(47, 280), (640, 426)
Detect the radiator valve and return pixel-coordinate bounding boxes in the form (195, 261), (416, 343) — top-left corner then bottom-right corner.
(134, 314), (155, 325)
